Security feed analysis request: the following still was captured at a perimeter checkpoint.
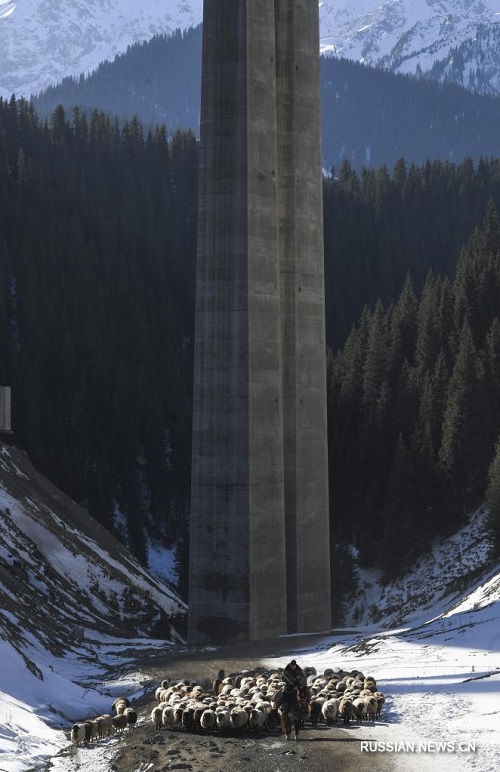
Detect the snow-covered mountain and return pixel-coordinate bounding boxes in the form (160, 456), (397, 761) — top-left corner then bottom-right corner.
(1, 1), (500, 99)
(320, 0), (500, 95)
(0, 0), (204, 99)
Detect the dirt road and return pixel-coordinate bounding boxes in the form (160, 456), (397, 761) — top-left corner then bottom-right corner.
(109, 632), (397, 772)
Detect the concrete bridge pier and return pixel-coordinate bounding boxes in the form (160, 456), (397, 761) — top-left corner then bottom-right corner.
(188, 0), (331, 646)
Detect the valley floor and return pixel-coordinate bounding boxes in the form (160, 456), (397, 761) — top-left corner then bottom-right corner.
(3, 509), (500, 772)
(45, 626), (500, 772)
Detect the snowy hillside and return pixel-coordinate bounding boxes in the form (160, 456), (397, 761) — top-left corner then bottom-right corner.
(0, 0), (203, 99)
(0, 440), (186, 769)
(1, 0), (500, 98)
(348, 507), (497, 628)
(0, 440), (186, 670)
(320, 1), (498, 66)
(1, 444), (499, 770)
(320, 0), (500, 95)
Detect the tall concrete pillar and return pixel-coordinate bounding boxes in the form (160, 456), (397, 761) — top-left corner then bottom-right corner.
(188, 0), (331, 645)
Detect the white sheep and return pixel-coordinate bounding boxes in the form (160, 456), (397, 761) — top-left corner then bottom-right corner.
(248, 707), (266, 733)
(181, 707), (196, 732)
(339, 696), (354, 724)
(249, 690), (266, 704)
(172, 706), (184, 729)
(70, 723), (86, 745)
(374, 691), (386, 716)
(200, 708), (217, 734)
(188, 685), (202, 698)
(229, 706), (249, 730)
(83, 719), (99, 743)
(321, 697), (340, 726)
(253, 699), (272, 715)
(365, 696), (378, 722)
(112, 697), (130, 715)
(161, 704), (174, 728)
(156, 686), (171, 702)
(96, 714), (113, 737)
(216, 708), (231, 731)
(151, 705), (163, 730)
(352, 697), (367, 722)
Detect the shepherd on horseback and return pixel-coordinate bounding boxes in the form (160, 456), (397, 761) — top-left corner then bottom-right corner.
(276, 660), (310, 741)
(283, 660), (307, 693)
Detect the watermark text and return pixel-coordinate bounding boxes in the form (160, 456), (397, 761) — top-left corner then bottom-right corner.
(360, 741), (476, 753)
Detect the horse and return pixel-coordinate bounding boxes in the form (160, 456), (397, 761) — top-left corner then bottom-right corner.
(276, 687), (310, 741)
(297, 686), (311, 728)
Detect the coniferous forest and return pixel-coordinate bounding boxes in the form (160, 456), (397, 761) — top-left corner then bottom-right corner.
(2, 95), (500, 618)
(31, 26), (500, 173)
(0, 98), (197, 590)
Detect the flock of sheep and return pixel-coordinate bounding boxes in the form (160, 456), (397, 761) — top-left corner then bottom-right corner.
(70, 696), (138, 745)
(150, 665), (386, 735)
(69, 665), (386, 746)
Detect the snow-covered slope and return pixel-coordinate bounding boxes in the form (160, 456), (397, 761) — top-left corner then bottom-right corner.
(0, 0), (203, 99)
(320, 0), (500, 95)
(0, 441), (186, 771)
(0, 442), (186, 654)
(1, 1), (500, 99)
(348, 507), (496, 628)
(320, 0), (498, 66)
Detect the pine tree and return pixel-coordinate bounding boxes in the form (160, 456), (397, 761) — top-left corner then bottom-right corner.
(414, 271), (442, 378)
(423, 352), (450, 456)
(438, 277), (457, 366)
(389, 272), (418, 383)
(353, 301), (395, 563)
(439, 320), (485, 518)
(362, 299), (388, 418)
